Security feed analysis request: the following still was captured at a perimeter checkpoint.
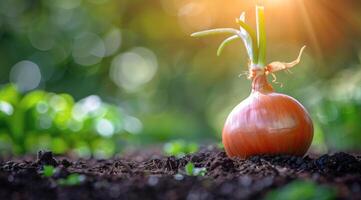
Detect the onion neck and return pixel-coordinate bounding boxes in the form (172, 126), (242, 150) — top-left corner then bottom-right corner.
(251, 70), (274, 94)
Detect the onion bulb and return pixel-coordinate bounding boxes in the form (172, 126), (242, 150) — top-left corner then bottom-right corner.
(192, 6), (313, 158)
(222, 71), (313, 158)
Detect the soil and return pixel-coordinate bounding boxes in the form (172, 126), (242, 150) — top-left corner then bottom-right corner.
(0, 148), (361, 200)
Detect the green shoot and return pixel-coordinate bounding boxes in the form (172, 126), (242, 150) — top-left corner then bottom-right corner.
(57, 173), (86, 186)
(256, 6), (266, 66)
(236, 13), (258, 63)
(42, 165), (56, 177)
(217, 35), (239, 56)
(185, 162), (194, 175)
(185, 162), (207, 176)
(191, 5), (268, 68)
(191, 28), (240, 37)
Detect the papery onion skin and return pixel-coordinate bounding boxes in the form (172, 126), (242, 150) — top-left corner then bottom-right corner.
(222, 74), (313, 158)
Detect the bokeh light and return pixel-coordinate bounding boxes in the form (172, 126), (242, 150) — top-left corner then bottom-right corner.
(104, 28), (122, 57)
(0, 101), (13, 116)
(72, 32), (106, 66)
(110, 47), (158, 91)
(9, 61), (42, 92)
(96, 118), (115, 137)
(124, 116), (143, 134)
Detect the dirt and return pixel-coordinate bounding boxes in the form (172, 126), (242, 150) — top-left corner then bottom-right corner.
(0, 148), (361, 200)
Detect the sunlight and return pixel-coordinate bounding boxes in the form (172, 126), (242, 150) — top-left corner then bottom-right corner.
(296, 0), (324, 63)
(256, 0), (295, 7)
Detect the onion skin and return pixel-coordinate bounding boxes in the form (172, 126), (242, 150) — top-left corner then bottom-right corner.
(222, 74), (313, 158)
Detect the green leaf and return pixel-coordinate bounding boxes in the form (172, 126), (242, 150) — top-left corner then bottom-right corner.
(0, 84), (19, 105)
(256, 6), (266, 66)
(236, 12), (258, 63)
(184, 162), (207, 176)
(185, 162), (195, 176)
(191, 28), (239, 37)
(43, 165), (56, 177)
(217, 35), (239, 56)
(191, 9), (266, 65)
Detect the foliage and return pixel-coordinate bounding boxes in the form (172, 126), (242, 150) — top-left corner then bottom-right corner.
(0, 84), (134, 157)
(184, 162), (207, 176)
(42, 165), (56, 177)
(42, 165), (85, 186)
(264, 180), (336, 200)
(304, 67), (361, 151)
(163, 140), (199, 158)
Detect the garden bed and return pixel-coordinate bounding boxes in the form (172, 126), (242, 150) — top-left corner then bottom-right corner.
(1, 148), (360, 200)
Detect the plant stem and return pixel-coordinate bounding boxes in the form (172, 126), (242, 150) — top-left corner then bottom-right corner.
(256, 6), (266, 66)
(236, 19), (258, 64)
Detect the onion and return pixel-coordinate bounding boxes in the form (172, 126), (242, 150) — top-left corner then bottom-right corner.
(192, 6), (314, 158)
(222, 71), (313, 158)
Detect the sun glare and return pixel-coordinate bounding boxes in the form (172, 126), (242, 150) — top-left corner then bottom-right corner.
(163, 0), (359, 64)
(256, 0), (294, 7)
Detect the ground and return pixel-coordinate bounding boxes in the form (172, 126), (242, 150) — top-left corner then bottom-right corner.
(0, 147), (360, 200)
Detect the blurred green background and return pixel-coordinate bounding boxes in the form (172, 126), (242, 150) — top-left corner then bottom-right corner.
(0, 0), (361, 157)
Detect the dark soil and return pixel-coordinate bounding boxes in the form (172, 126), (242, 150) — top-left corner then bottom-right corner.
(1, 148), (361, 200)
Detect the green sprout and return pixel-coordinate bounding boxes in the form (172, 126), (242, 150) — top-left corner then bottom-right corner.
(191, 6), (266, 67)
(184, 162), (207, 176)
(163, 140), (199, 158)
(57, 173), (86, 186)
(42, 165), (56, 177)
(264, 180), (336, 200)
